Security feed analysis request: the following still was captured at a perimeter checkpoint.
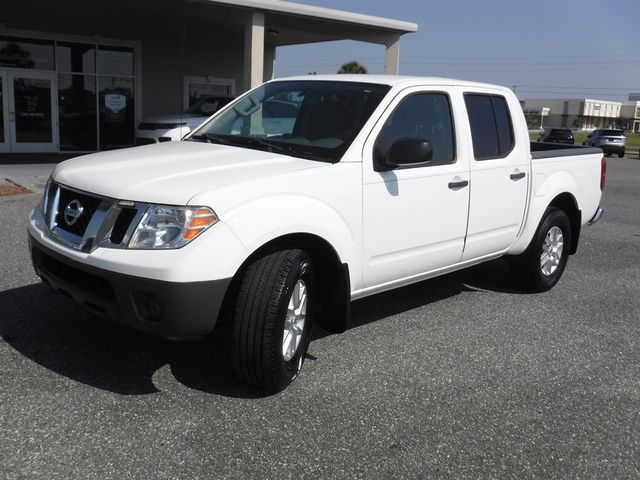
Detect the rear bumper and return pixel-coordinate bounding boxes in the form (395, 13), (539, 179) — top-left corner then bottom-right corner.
(29, 234), (231, 340)
(588, 207), (604, 226)
(597, 144), (624, 154)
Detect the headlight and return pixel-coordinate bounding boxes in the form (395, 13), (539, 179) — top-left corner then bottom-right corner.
(128, 205), (218, 249)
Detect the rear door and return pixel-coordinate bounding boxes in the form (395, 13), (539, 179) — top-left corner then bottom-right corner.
(460, 92), (529, 261)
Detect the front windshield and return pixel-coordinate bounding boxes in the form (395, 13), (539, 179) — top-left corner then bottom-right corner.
(187, 80), (391, 162)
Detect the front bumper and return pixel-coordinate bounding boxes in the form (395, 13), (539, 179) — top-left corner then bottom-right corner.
(30, 234), (231, 340)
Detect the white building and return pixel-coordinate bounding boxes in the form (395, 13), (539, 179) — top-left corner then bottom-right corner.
(621, 94), (640, 133)
(0, 0), (417, 154)
(522, 98), (623, 131)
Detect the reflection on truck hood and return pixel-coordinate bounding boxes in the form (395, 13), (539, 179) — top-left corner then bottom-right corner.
(53, 141), (325, 205)
(139, 113), (205, 127)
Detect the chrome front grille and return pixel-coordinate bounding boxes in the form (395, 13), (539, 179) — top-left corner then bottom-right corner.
(54, 187), (103, 237)
(43, 182), (148, 252)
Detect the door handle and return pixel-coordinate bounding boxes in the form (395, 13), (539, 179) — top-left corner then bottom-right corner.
(510, 172), (526, 181)
(448, 180), (469, 190)
(9, 112), (15, 122)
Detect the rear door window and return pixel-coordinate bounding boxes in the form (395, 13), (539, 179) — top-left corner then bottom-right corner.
(464, 94), (514, 160)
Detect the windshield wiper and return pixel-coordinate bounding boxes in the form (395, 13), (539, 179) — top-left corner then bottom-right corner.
(187, 133), (235, 146)
(235, 137), (286, 153)
(188, 133), (285, 153)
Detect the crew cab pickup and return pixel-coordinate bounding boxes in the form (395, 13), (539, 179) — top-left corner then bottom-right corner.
(29, 76), (605, 391)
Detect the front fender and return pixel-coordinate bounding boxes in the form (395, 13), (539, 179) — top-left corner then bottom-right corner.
(219, 194), (360, 290)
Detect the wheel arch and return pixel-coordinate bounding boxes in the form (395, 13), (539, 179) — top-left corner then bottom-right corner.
(220, 232), (351, 335)
(548, 192), (581, 254)
(509, 170), (582, 256)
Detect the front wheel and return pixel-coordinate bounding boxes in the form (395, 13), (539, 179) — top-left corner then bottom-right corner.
(230, 249), (315, 392)
(618, 151), (625, 158)
(509, 208), (572, 292)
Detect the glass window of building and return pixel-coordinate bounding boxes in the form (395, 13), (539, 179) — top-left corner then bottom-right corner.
(99, 77), (134, 150)
(0, 36), (54, 70)
(98, 46), (134, 76)
(56, 42), (96, 74)
(58, 74), (97, 151)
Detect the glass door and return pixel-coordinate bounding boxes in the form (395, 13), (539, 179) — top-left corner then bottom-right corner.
(0, 71), (8, 153)
(6, 70), (58, 153)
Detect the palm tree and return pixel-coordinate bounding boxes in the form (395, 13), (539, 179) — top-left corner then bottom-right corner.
(337, 61), (367, 74)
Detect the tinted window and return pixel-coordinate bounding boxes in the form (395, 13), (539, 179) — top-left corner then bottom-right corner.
(464, 94), (514, 160)
(98, 46), (134, 76)
(549, 129), (571, 139)
(601, 129), (623, 136)
(376, 93), (455, 166)
(0, 36), (54, 70)
(56, 42), (95, 74)
(99, 77), (135, 149)
(492, 96), (514, 153)
(58, 74), (97, 151)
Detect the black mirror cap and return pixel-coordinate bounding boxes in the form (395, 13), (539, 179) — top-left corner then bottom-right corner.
(374, 137), (433, 172)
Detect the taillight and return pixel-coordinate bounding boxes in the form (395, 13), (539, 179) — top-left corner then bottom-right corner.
(600, 157), (607, 191)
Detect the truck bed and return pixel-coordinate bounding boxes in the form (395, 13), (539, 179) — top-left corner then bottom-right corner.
(530, 141), (602, 159)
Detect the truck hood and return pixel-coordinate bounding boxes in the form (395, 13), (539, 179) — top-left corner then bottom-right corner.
(53, 141), (326, 205)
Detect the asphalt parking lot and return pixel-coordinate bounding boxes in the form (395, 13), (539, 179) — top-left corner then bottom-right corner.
(1, 157), (639, 479)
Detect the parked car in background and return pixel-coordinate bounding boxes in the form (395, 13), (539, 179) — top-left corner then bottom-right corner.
(136, 96), (234, 145)
(537, 127), (575, 144)
(583, 129), (625, 157)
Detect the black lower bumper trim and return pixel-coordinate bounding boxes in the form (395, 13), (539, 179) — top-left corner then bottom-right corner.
(29, 234), (231, 340)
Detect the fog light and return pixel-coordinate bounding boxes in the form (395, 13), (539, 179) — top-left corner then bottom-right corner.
(132, 291), (164, 322)
(145, 296), (163, 320)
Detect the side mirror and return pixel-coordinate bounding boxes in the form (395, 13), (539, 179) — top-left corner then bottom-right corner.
(374, 137), (433, 172)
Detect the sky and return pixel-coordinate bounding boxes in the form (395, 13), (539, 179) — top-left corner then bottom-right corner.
(274, 0), (640, 102)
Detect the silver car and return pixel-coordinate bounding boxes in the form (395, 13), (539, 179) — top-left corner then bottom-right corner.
(583, 129), (626, 157)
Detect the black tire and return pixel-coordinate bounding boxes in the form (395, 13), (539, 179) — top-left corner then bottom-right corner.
(509, 208), (572, 292)
(618, 151), (625, 158)
(230, 249), (315, 392)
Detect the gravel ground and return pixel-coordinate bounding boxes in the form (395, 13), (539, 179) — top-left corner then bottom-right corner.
(1, 157), (639, 479)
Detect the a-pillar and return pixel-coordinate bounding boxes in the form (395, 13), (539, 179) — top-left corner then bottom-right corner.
(244, 11), (264, 92)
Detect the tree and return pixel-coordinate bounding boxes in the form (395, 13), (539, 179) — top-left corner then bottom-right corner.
(337, 61), (367, 74)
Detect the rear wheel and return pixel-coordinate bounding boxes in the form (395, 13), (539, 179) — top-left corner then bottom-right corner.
(230, 249), (315, 392)
(618, 151), (625, 158)
(509, 208), (572, 292)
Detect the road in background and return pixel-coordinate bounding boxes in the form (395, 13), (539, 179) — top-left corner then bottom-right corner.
(1, 158), (639, 479)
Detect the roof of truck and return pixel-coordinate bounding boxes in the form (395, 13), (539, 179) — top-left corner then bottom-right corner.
(273, 75), (512, 92)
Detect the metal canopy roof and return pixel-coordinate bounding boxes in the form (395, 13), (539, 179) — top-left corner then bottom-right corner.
(186, 0), (418, 46)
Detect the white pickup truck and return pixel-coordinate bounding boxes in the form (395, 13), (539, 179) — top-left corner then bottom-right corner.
(29, 76), (605, 391)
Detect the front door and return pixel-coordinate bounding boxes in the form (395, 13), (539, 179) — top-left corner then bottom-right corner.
(362, 89), (470, 290)
(0, 69), (58, 153)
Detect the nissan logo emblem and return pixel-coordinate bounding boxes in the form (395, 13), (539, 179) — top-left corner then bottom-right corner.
(64, 200), (84, 226)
